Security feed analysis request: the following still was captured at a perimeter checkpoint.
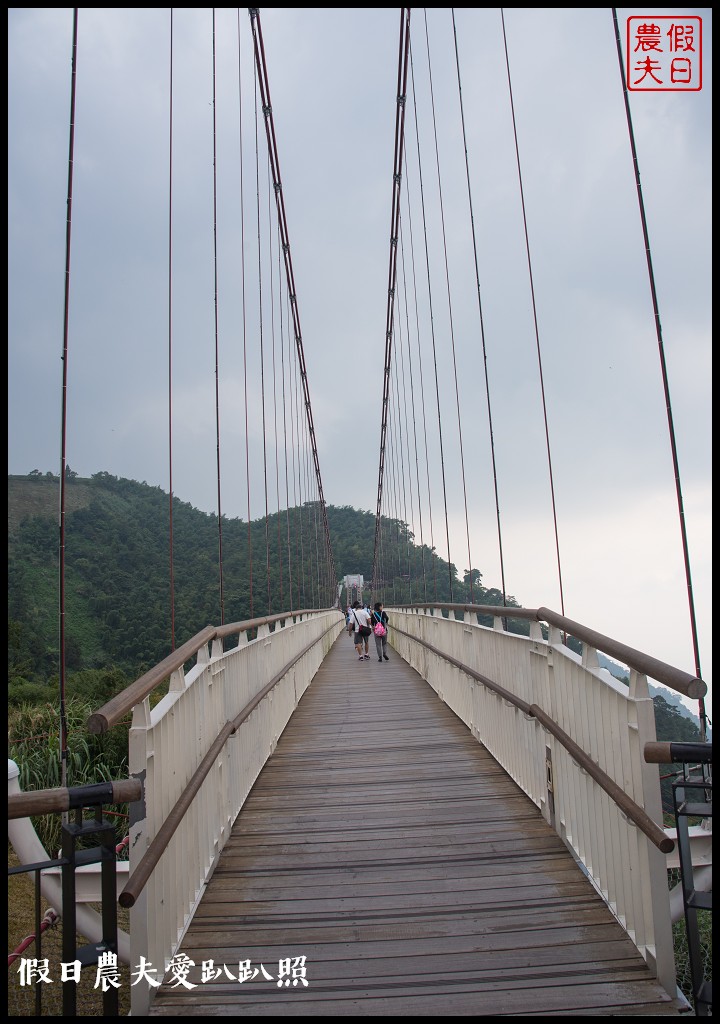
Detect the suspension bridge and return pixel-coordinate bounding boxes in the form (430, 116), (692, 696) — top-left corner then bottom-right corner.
(7, 7), (711, 1018)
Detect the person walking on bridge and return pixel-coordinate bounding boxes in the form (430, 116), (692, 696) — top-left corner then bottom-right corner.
(372, 602), (390, 662)
(351, 600), (372, 660)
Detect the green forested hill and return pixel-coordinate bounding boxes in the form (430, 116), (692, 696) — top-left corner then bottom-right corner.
(8, 471), (515, 688)
(8, 471), (704, 751)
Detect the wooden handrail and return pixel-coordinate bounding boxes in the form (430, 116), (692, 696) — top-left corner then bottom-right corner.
(530, 705), (674, 853)
(537, 607), (707, 701)
(393, 602), (707, 701)
(644, 741), (712, 765)
(8, 779), (142, 819)
(391, 622), (674, 853)
(118, 619), (341, 908)
(87, 608), (338, 734)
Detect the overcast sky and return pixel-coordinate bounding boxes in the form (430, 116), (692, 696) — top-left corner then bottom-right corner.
(8, 8), (712, 720)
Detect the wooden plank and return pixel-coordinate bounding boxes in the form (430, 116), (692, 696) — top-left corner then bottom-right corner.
(149, 981), (681, 1016)
(148, 637), (682, 1016)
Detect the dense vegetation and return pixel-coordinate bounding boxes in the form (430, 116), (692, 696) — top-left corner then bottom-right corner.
(8, 471), (528, 689)
(8, 470), (703, 773)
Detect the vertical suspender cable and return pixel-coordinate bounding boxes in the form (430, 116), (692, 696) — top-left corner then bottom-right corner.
(396, 241), (418, 600)
(500, 9), (566, 617)
(451, 8), (507, 607)
(422, 9), (475, 602)
(611, 9), (707, 738)
(271, 207), (284, 608)
(387, 371), (402, 599)
(280, 283), (294, 612)
(292, 351), (306, 606)
(236, 10), (254, 619)
(391, 331), (412, 592)
(399, 221), (426, 602)
(409, 39), (454, 600)
(373, 7), (411, 593)
(254, 63), (271, 615)
(211, 10), (225, 626)
(167, 10), (176, 650)
(393, 348), (410, 603)
(287, 307), (300, 608)
(58, 8), (79, 790)
(402, 185), (436, 601)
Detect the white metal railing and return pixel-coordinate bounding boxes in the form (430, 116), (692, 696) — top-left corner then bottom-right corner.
(122, 608), (344, 1015)
(386, 604), (699, 999)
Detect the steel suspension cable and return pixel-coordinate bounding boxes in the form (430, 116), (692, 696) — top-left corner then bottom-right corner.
(409, 39), (454, 601)
(58, 7), (79, 790)
(391, 326), (412, 591)
(392, 353), (413, 595)
(386, 372), (402, 599)
(279, 267), (294, 612)
(167, 9), (176, 650)
(405, 176), (438, 602)
(610, 9), (707, 738)
(396, 234), (421, 599)
(236, 9), (254, 619)
(312, 472), (322, 606)
(292, 349), (306, 607)
(302, 401), (318, 607)
(288, 303), (302, 608)
(271, 213), (284, 608)
(451, 8), (507, 606)
(372, 7), (412, 593)
(211, 10), (225, 626)
(249, 8), (337, 595)
(422, 9), (475, 602)
(399, 214), (429, 601)
(500, 8), (565, 616)
(253, 67), (271, 615)
(387, 349), (405, 585)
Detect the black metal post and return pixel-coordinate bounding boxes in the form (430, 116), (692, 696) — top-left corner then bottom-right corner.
(672, 751), (712, 1015)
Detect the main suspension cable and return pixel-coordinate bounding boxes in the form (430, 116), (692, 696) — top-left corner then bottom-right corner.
(372, 7), (412, 593)
(249, 8), (337, 595)
(58, 7), (79, 790)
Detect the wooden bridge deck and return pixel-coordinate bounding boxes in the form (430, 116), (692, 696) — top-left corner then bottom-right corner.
(149, 633), (684, 1016)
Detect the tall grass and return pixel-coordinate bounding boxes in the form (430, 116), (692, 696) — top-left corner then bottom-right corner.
(8, 697), (129, 855)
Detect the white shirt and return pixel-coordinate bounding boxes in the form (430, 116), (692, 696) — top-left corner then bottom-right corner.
(352, 607), (371, 630)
